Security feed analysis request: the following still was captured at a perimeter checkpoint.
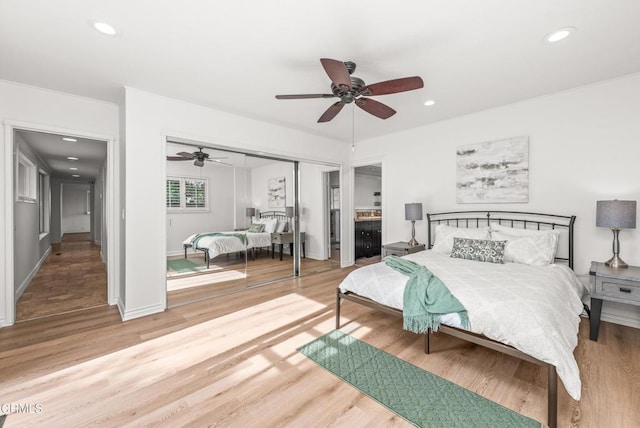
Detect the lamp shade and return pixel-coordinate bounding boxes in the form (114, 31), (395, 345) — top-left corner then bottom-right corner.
(285, 206), (294, 218)
(246, 207), (256, 217)
(596, 200), (636, 229)
(405, 203), (423, 221)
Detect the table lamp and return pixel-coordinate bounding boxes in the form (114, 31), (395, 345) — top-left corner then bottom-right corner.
(405, 203), (423, 246)
(596, 200), (636, 268)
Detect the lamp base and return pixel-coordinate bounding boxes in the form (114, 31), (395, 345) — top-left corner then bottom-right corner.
(605, 255), (628, 269)
(407, 238), (419, 247)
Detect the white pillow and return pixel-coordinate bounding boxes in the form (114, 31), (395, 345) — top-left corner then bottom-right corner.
(253, 217), (278, 233)
(491, 231), (556, 266)
(431, 225), (490, 254)
(490, 223), (560, 264)
(274, 219), (287, 233)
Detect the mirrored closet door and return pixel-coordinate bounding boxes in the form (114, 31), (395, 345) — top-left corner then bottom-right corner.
(165, 141), (249, 307)
(244, 155), (296, 286)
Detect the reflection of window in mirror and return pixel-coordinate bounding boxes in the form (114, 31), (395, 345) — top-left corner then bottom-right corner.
(331, 187), (340, 210)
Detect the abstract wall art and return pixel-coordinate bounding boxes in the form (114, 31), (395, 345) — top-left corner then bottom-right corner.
(456, 136), (529, 203)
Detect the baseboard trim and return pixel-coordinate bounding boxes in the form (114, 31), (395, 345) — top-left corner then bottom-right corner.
(119, 302), (165, 322)
(601, 310), (640, 330)
(15, 246), (51, 301)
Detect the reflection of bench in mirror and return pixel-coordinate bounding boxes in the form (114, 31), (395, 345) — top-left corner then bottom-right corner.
(271, 232), (306, 261)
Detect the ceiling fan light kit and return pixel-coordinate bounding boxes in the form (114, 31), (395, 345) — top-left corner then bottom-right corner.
(276, 58), (424, 123)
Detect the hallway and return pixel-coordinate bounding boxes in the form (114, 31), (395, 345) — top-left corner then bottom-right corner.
(16, 233), (107, 321)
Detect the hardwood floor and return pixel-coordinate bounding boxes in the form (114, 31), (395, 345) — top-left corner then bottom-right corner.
(15, 233), (107, 321)
(167, 253), (341, 308)
(1, 265), (639, 427)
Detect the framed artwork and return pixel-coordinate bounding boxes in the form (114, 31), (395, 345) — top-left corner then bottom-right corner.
(456, 136), (529, 203)
(268, 176), (286, 208)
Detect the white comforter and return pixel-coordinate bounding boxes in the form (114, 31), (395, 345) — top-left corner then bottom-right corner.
(339, 250), (587, 400)
(183, 231), (272, 259)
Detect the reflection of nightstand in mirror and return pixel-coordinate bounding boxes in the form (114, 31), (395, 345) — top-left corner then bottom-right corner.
(271, 232), (306, 261)
(382, 242), (425, 257)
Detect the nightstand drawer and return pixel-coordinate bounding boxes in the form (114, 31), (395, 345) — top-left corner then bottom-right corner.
(596, 278), (640, 303)
(383, 249), (408, 257)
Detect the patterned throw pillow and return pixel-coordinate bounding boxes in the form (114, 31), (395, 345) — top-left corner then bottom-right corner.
(450, 237), (506, 264)
(247, 223), (265, 233)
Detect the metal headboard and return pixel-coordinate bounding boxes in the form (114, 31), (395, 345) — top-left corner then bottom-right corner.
(259, 210), (288, 221)
(426, 210), (576, 269)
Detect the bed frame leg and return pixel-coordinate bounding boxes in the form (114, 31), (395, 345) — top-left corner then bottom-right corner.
(425, 328), (431, 354)
(548, 365), (557, 428)
(336, 288), (341, 330)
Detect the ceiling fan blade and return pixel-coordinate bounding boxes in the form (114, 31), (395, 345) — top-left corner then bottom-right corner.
(355, 98), (396, 119)
(359, 76), (424, 96)
(276, 94), (336, 100)
(317, 101), (345, 123)
(166, 156), (191, 161)
(320, 58), (352, 90)
(176, 152), (196, 159)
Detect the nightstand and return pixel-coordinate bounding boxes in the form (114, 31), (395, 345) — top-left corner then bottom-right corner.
(589, 261), (640, 341)
(271, 232), (306, 261)
(382, 241), (426, 257)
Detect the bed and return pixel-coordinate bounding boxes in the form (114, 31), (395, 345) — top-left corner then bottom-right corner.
(336, 211), (586, 428)
(182, 211), (288, 267)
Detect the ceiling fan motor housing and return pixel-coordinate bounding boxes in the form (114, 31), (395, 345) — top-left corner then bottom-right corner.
(331, 76), (365, 103)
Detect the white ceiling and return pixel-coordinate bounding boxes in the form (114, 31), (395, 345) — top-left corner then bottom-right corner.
(17, 130), (107, 180)
(1, 1), (639, 143)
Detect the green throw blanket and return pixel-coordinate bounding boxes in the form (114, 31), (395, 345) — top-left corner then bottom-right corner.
(192, 232), (247, 250)
(384, 255), (469, 333)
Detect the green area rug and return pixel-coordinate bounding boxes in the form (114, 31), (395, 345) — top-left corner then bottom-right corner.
(298, 330), (541, 428)
(167, 258), (205, 273)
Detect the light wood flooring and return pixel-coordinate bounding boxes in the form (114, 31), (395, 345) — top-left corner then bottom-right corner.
(167, 252), (340, 307)
(1, 266), (639, 427)
(16, 232), (107, 321)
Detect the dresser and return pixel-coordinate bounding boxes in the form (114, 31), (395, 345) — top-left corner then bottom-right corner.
(355, 220), (381, 259)
(589, 261), (640, 341)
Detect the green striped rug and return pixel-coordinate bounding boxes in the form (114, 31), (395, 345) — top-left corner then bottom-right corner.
(167, 258), (205, 273)
(298, 330), (541, 428)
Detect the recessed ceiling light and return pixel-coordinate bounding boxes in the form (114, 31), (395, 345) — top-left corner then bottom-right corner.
(69, 167), (78, 171)
(67, 156), (79, 161)
(90, 20), (119, 36)
(62, 137), (77, 142)
(423, 100), (436, 107)
(545, 27), (576, 43)
(72, 174), (80, 178)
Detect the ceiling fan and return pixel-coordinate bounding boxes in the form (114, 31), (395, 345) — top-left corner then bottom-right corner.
(166, 147), (228, 167)
(275, 58), (424, 123)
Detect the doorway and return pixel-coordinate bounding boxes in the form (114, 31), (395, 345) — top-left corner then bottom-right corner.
(4, 124), (115, 325)
(354, 163), (382, 266)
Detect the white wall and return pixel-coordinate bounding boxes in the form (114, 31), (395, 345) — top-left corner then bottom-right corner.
(249, 161), (294, 214)
(0, 80), (119, 326)
(166, 159), (236, 255)
(353, 73), (640, 327)
(123, 87), (350, 321)
(354, 173), (382, 209)
(13, 133), (52, 301)
(61, 183), (91, 234)
(300, 162), (329, 260)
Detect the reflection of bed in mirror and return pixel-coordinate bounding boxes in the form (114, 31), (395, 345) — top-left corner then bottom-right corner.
(182, 211), (289, 267)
